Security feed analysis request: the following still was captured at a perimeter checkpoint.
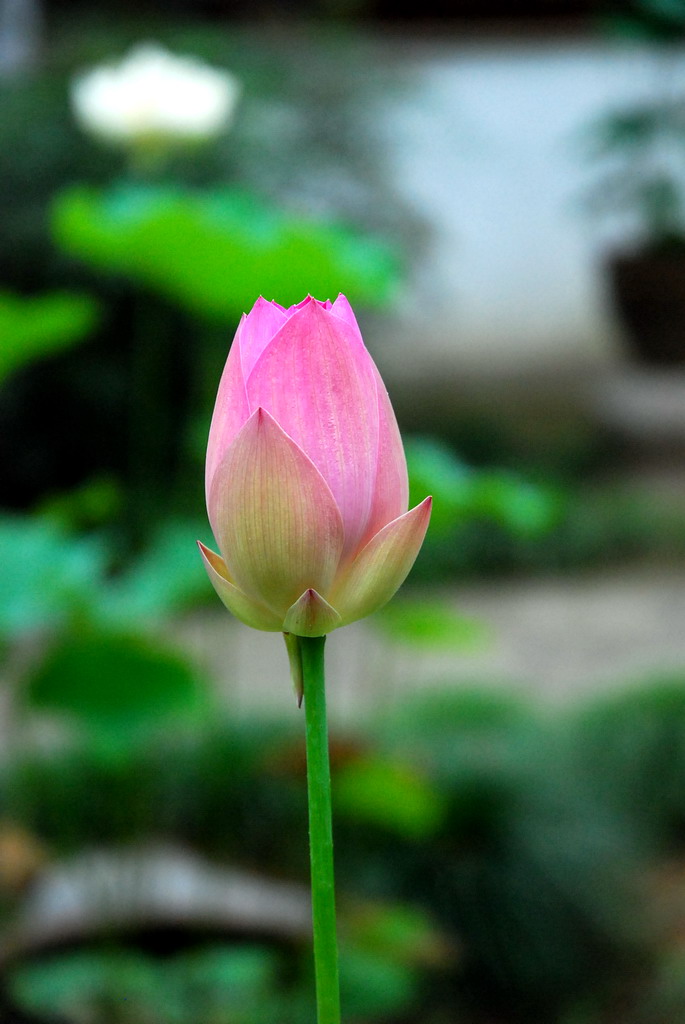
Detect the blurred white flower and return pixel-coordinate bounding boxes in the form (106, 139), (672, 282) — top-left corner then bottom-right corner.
(70, 43), (240, 148)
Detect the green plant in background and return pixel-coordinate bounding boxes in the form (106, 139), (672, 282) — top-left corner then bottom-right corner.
(23, 631), (211, 747)
(0, 514), (211, 641)
(0, 515), (108, 639)
(363, 689), (643, 1023)
(406, 437), (562, 541)
(373, 596), (489, 652)
(8, 946), (281, 1024)
(8, 921), (437, 1024)
(404, 435), (685, 579)
(584, 0), (685, 250)
(0, 290), (99, 385)
(405, 436), (566, 580)
(604, 0), (685, 45)
(4, 679), (685, 1024)
(564, 675), (685, 854)
(52, 186), (399, 324)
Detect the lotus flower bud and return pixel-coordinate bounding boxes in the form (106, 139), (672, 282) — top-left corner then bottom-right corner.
(70, 43), (240, 149)
(200, 295), (431, 639)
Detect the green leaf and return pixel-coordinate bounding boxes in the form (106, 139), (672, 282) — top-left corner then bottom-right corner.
(374, 688), (539, 785)
(176, 945), (279, 1007)
(334, 755), (446, 838)
(374, 597), (489, 651)
(406, 437), (475, 537)
(345, 902), (446, 967)
(36, 475), (123, 532)
(0, 515), (108, 639)
(52, 183), (401, 322)
(0, 290), (99, 384)
(99, 518), (214, 626)
(24, 630), (212, 741)
(339, 947), (419, 1018)
(471, 473), (563, 538)
(8, 951), (159, 1020)
(635, 0), (685, 26)
(406, 436), (561, 542)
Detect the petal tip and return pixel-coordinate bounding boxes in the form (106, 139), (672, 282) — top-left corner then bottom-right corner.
(283, 588), (342, 637)
(199, 541), (283, 632)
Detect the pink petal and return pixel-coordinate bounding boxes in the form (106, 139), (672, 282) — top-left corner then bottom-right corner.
(197, 541), (283, 631)
(209, 408), (345, 616)
(330, 496), (432, 626)
(363, 366), (409, 544)
(283, 588), (342, 637)
(286, 296), (333, 314)
(244, 302), (380, 556)
(238, 297), (288, 379)
(330, 293), (360, 331)
(205, 317), (250, 518)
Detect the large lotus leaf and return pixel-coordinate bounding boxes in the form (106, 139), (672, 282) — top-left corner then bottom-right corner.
(52, 184), (400, 322)
(0, 290), (99, 384)
(24, 630), (212, 739)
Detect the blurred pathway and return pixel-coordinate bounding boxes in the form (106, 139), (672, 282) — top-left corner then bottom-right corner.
(179, 566), (685, 722)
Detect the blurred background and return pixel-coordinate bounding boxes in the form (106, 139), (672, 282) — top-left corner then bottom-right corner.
(3, 0), (685, 1021)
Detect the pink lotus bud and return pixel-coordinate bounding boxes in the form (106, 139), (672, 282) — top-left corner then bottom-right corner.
(199, 295), (431, 638)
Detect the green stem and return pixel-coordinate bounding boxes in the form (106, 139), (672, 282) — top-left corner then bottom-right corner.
(300, 635), (341, 1024)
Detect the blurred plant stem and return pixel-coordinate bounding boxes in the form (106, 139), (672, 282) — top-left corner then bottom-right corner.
(300, 635), (341, 1024)
(128, 293), (172, 547)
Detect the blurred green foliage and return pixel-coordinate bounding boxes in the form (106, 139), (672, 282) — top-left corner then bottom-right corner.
(374, 597), (489, 651)
(52, 184), (399, 323)
(589, 0), (685, 249)
(0, 290), (99, 384)
(9, 946), (282, 1024)
(406, 437), (563, 542)
(0, 515), (108, 638)
(24, 631), (212, 746)
(8, 933), (432, 1024)
(565, 677), (685, 854)
(603, 0), (685, 40)
(4, 678), (683, 1024)
(0, 514), (211, 640)
(407, 436), (685, 580)
(334, 755), (447, 839)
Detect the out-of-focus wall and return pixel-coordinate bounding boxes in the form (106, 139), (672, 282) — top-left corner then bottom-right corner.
(368, 36), (669, 374)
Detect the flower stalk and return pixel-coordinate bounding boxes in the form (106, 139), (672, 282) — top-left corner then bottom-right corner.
(300, 635), (341, 1024)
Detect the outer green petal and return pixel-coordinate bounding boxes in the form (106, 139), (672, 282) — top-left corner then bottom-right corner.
(197, 541), (283, 632)
(283, 588), (342, 637)
(331, 496), (432, 626)
(209, 408), (345, 616)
